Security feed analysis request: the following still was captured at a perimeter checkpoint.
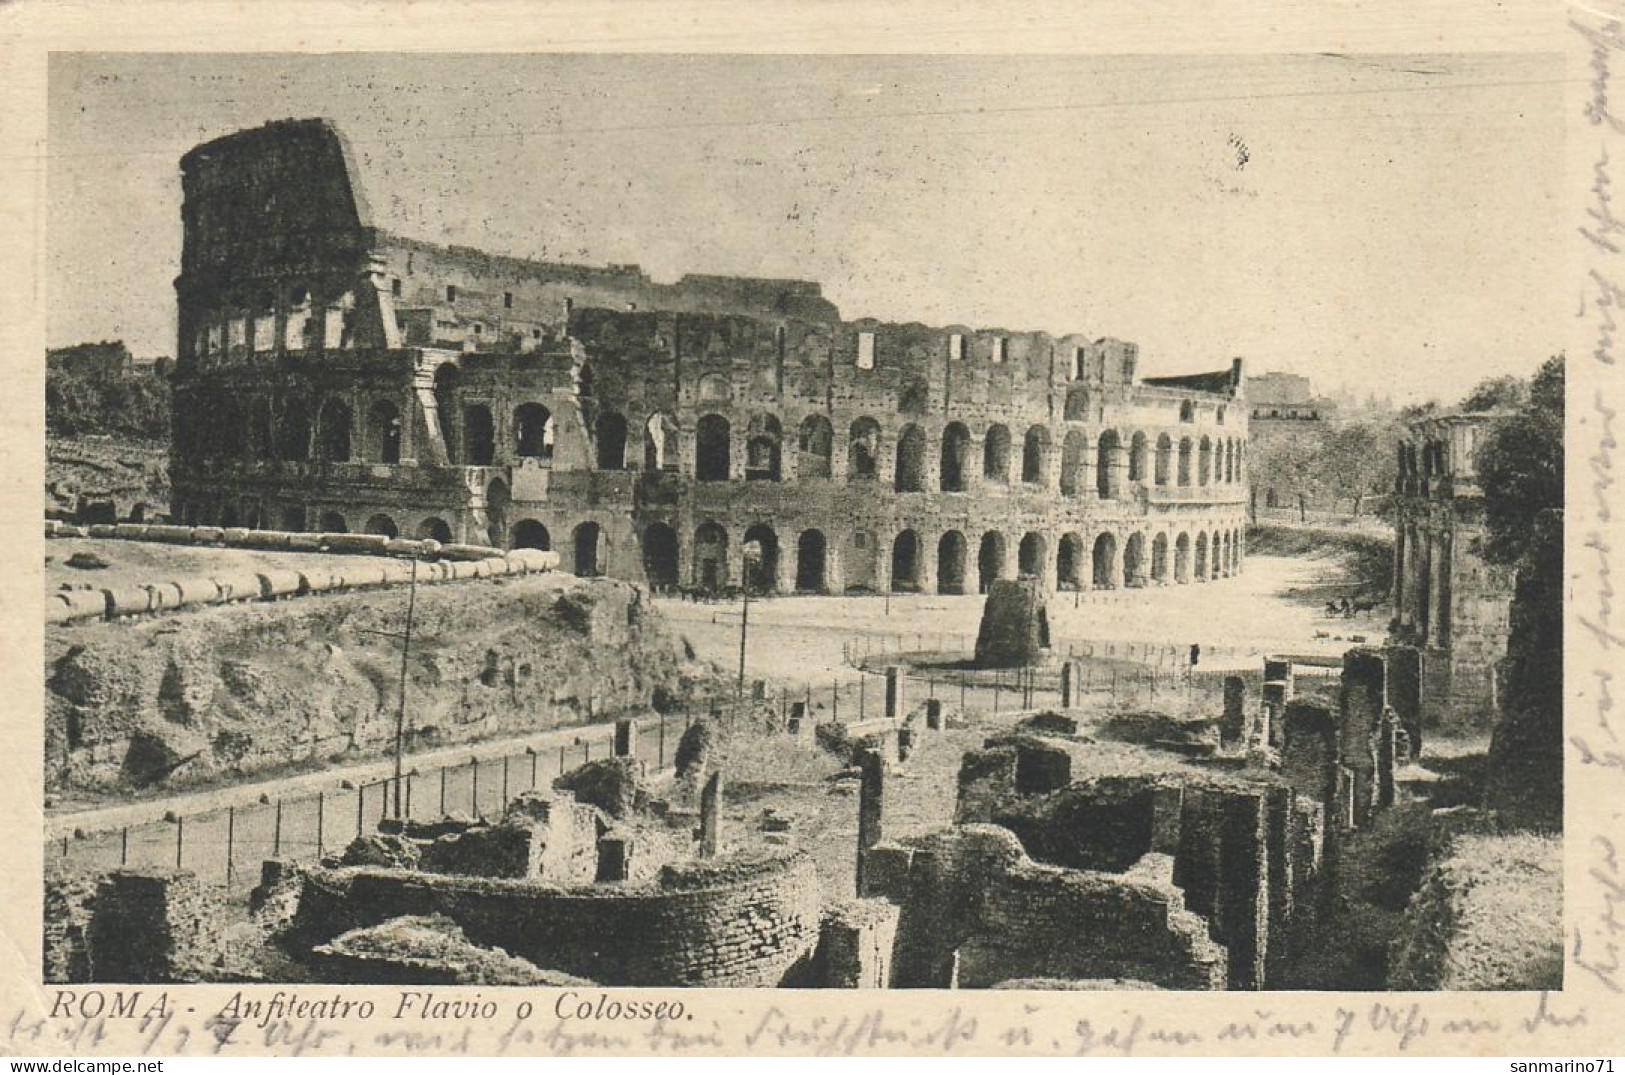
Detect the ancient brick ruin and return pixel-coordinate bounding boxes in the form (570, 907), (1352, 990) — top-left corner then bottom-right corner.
(168, 119), (1246, 595)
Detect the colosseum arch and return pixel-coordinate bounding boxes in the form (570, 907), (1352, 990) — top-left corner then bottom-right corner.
(1092, 533), (1118, 588)
(318, 511), (348, 534)
(743, 523), (780, 592)
(1198, 436), (1213, 486)
(1060, 430), (1087, 497)
(937, 531), (968, 594)
(1129, 432), (1149, 483)
(1155, 434), (1173, 486)
(1018, 532), (1047, 578)
(1178, 437), (1194, 486)
(644, 413), (679, 471)
(891, 529), (921, 592)
(848, 417), (881, 481)
(798, 414), (834, 480)
(983, 424), (1011, 484)
(417, 517), (453, 543)
(432, 363), (461, 463)
(1021, 426), (1050, 485)
(596, 410), (629, 470)
(643, 522), (680, 591)
(795, 529), (827, 593)
(1096, 430), (1123, 499)
(693, 522), (729, 590)
(1151, 532), (1169, 583)
(574, 521), (604, 577)
(1057, 532), (1085, 590)
(367, 399), (403, 463)
(940, 422), (971, 492)
(515, 403), (554, 460)
(1195, 531), (1210, 579)
(1174, 532), (1191, 583)
(1212, 532), (1226, 577)
(464, 404), (496, 465)
(978, 531), (1007, 593)
(365, 513), (399, 538)
(744, 415), (784, 482)
(894, 424), (927, 492)
(696, 414), (732, 482)
(1124, 532), (1147, 585)
(512, 519), (551, 550)
(278, 397), (312, 462)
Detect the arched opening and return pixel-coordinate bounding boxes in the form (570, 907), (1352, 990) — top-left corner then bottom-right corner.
(486, 478), (510, 548)
(848, 417), (880, 480)
(643, 413), (679, 471)
(511, 519), (551, 550)
(1178, 437), (1193, 486)
(1179, 400), (1195, 423)
(936, 531), (968, 594)
(1155, 434), (1173, 486)
(317, 511), (347, 533)
(696, 414), (731, 482)
(1022, 425), (1050, 485)
(278, 397), (311, 462)
(280, 506), (305, 532)
(894, 424), (926, 492)
(940, 422), (970, 491)
(693, 522), (729, 591)
(890, 530), (920, 592)
(368, 399), (403, 463)
(1124, 532), (1146, 585)
(317, 399), (353, 462)
(795, 529), (827, 593)
(464, 404), (495, 465)
(798, 415), (834, 480)
(1151, 533), (1169, 582)
(743, 523), (780, 593)
(844, 530), (877, 592)
(417, 517), (453, 543)
(573, 521), (603, 577)
(977, 531), (1007, 593)
(1092, 533), (1118, 588)
(219, 504), (240, 529)
(365, 513), (399, 539)
(1198, 436), (1213, 486)
(515, 403), (554, 460)
(1195, 532), (1210, 579)
(1174, 533), (1191, 583)
(595, 411), (628, 470)
(983, 425), (1011, 484)
(643, 522), (679, 590)
(1213, 532), (1227, 577)
(1129, 432), (1149, 483)
(1096, 430), (1123, 499)
(1018, 532), (1047, 578)
(1060, 430), (1087, 497)
(1057, 532), (1085, 589)
(744, 415), (782, 482)
(433, 364), (460, 463)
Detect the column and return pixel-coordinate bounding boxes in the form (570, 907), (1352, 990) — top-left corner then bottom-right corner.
(699, 772), (724, 858)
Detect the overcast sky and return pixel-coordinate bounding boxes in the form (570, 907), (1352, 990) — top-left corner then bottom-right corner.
(47, 52), (1564, 405)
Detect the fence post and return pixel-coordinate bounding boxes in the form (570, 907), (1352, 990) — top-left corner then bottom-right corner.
(859, 675), (866, 720)
(406, 773), (414, 818)
(832, 679), (839, 724)
(583, 740), (590, 763)
(439, 767), (447, 815)
(659, 714), (667, 770)
(174, 816), (183, 869)
(960, 677), (966, 713)
(120, 826), (128, 867)
(472, 758), (481, 818)
(226, 805), (235, 885)
(356, 783), (365, 835)
(380, 781), (389, 822)
(559, 744), (566, 773)
(316, 792), (325, 857)
(60, 836), (68, 861)
(531, 750), (539, 788)
(502, 756), (510, 807)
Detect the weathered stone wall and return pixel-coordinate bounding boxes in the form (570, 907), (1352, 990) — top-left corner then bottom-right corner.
(812, 898), (901, 989)
(46, 575), (684, 792)
(289, 851), (821, 987)
(80, 870), (226, 983)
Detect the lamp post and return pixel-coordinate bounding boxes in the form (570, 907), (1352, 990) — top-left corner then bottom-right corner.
(737, 541), (761, 704)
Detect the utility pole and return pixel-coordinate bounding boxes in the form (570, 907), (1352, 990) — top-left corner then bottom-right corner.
(737, 543), (760, 704)
(356, 554), (420, 819)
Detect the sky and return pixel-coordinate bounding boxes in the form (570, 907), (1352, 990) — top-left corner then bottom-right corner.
(46, 52), (1565, 405)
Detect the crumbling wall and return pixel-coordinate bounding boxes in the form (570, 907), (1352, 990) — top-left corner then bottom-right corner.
(81, 870), (226, 983)
(813, 899), (901, 989)
(310, 915), (594, 986)
(289, 850), (820, 987)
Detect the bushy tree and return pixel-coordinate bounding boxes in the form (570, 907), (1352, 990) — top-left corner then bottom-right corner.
(1475, 356), (1564, 566)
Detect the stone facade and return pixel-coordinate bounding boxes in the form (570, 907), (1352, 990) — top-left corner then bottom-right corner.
(1391, 412), (1516, 728)
(169, 119), (1247, 595)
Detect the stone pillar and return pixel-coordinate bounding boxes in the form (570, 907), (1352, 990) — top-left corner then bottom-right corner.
(596, 835), (633, 882)
(1221, 675), (1247, 745)
(884, 665), (906, 719)
(824, 539), (845, 595)
(1261, 681), (1288, 747)
(1151, 784), (1184, 854)
(613, 718), (637, 758)
(1262, 657), (1295, 697)
(699, 771), (724, 859)
(774, 547), (796, 596)
(1061, 659), (1085, 708)
(1377, 706), (1398, 809)
(1340, 648), (1387, 828)
(855, 749), (886, 895)
(1384, 644), (1423, 758)
(923, 698), (943, 730)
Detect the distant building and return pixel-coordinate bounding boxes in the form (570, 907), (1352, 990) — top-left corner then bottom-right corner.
(47, 341), (133, 379)
(1247, 370), (1341, 511)
(1390, 410), (1517, 728)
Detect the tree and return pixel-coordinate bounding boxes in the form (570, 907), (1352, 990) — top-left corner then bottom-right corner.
(1475, 355), (1564, 566)
(1315, 420), (1397, 516)
(1459, 374), (1529, 414)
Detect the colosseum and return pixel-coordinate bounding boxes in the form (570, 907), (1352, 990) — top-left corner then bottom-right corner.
(169, 118), (1249, 595)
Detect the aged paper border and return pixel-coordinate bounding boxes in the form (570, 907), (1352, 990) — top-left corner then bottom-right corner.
(1, 0), (1618, 1057)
